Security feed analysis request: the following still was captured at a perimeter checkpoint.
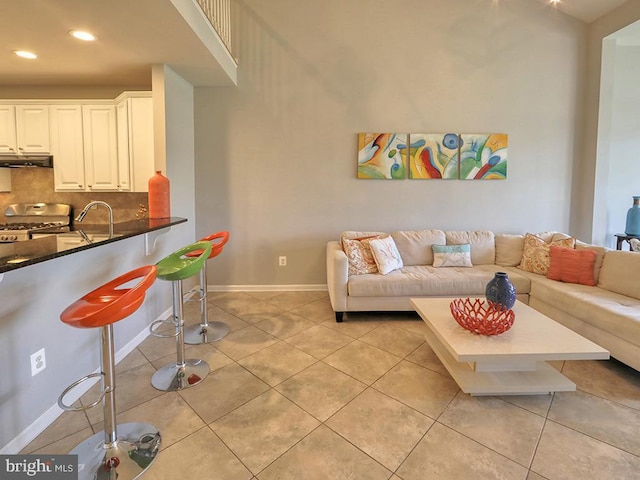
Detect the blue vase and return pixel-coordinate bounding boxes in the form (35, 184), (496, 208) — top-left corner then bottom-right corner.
(625, 196), (640, 236)
(486, 272), (516, 309)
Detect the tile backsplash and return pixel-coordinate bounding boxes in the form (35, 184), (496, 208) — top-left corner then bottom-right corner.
(0, 168), (148, 224)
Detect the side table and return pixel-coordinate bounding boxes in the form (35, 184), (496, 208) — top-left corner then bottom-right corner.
(615, 233), (640, 251)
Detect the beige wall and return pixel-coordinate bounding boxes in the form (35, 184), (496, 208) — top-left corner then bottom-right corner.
(194, 0), (587, 287)
(575, 1), (640, 244)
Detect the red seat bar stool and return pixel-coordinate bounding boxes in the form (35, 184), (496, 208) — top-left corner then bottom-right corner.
(57, 265), (160, 480)
(184, 231), (230, 345)
(150, 240), (212, 391)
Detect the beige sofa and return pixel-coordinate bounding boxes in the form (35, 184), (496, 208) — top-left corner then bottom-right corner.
(326, 229), (640, 371)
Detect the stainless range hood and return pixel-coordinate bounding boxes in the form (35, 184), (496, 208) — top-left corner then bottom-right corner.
(0, 154), (53, 168)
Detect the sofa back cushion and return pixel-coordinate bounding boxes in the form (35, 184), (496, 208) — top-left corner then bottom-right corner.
(575, 240), (609, 284)
(445, 230), (495, 265)
(391, 230), (446, 266)
(598, 251), (640, 300)
(495, 234), (525, 266)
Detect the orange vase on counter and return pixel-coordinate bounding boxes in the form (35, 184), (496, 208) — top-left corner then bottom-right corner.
(148, 171), (171, 218)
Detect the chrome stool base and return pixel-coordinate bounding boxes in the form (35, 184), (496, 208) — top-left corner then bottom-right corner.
(71, 422), (160, 480)
(183, 321), (230, 344)
(151, 359), (209, 391)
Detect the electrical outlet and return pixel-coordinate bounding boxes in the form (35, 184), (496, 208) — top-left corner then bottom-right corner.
(279, 256), (287, 267)
(30, 348), (46, 376)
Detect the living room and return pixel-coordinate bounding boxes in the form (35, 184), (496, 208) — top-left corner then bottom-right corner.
(2, 1), (640, 479)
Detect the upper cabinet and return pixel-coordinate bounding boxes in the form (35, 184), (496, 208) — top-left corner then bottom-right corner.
(0, 105), (50, 154)
(0, 92), (154, 192)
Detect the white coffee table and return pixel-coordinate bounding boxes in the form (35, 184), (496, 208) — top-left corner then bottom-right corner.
(411, 298), (609, 395)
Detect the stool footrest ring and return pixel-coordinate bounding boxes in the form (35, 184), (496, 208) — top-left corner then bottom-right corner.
(58, 372), (106, 412)
(184, 288), (205, 303)
(149, 318), (179, 338)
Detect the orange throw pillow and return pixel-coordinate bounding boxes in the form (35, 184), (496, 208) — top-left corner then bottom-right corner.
(547, 246), (597, 286)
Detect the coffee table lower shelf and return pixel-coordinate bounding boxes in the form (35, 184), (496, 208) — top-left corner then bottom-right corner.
(424, 327), (575, 396)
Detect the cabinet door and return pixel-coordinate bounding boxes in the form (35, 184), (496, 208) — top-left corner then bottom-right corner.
(82, 105), (119, 191)
(116, 100), (131, 191)
(16, 105), (50, 153)
(0, 106), (17, 153)
(50, 106), (86, 191)
(128, 97), (154, 192)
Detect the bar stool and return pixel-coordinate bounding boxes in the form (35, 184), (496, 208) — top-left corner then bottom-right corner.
(57, 265), (160, 480)
(150, 240), (212, 391)
(184, 231), (230, 345)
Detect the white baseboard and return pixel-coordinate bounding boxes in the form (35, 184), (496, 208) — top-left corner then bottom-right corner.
(0, 305), (173, 455)
(209, 284), (328, 292)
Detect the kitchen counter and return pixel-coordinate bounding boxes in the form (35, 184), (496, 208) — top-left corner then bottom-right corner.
(0, 217), (187, 273)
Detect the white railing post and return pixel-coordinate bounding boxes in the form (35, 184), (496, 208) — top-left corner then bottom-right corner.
(196, 0), (233, 58)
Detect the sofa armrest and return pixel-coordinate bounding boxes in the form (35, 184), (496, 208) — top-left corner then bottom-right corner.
(327, 241), (349, 315)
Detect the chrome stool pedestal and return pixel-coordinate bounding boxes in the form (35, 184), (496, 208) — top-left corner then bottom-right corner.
(150, 241), (212, 392)
(184, 259), (230, 344)
(58, 267), (160, 480)
(183, 231), (230, 345)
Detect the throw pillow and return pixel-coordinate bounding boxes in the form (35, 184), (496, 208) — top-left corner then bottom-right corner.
(368, 236), (404, 275)
(517, 234), (576, 275)
(342, 236), (380, 275)
(547, 246), (597, 286)
(432, 244), (473, 268)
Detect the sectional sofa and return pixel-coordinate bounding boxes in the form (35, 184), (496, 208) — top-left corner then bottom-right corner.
(326, 230), (640, 372)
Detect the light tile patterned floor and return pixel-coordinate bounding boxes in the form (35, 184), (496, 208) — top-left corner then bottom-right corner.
(22, 292), (640, 479)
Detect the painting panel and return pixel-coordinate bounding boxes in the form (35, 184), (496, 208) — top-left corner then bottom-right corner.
(459, 133), (508, 180)
(357, 133), (407, 179)
(408, 133), (459, 179)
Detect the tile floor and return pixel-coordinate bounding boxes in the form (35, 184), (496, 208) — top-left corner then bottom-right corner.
(22, 291), (640, 479)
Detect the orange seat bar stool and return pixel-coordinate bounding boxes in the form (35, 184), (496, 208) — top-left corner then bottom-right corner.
(57, 265), (160, 480)
(150, 241), (212, 391)
(183, 231), (230, 345)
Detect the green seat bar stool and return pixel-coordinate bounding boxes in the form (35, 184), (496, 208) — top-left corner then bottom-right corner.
(150, 240), (212, 391)
(184, 231), (230, 344)
(57, 265), (160, 480)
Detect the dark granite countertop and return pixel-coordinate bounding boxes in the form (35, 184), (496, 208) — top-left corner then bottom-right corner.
(0, 217), (187, 273)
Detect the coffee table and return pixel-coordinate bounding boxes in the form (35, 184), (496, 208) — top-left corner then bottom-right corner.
(411, 298), (609, 395)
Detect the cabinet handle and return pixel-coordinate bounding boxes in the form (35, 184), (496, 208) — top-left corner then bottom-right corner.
(78, 185), (83, 188)
(18, 147), (23, 151)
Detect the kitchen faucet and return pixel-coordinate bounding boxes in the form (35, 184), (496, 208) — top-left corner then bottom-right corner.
(75, 201), (114, 238)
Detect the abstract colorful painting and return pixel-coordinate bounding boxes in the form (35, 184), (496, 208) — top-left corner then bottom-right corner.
(459, 133), (508, 180)
(357, 133), (407, 179)
(408, 133), (459, 179)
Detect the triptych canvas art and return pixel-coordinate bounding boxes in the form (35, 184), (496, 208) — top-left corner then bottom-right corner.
(357, 133), (508, 180)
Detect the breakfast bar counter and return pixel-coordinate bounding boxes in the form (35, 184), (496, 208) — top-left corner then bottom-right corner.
(0, 217), (187, 273)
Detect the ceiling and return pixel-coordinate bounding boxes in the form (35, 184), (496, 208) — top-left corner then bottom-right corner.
(0, 0), (235, 88)
(0, 0), (634, 89)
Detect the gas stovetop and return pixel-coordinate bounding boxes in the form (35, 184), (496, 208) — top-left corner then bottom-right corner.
(1, 203), (71, 242)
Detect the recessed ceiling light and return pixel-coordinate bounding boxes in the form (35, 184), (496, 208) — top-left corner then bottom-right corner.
(70, 30), (96, 41)
(13, 50), (37, 59)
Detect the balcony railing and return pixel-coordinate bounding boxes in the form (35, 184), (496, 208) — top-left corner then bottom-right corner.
(196, 0), (234, 58)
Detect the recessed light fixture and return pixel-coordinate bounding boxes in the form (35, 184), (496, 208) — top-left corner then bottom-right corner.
(13, 50), (37, 59)
(70, 30), (96, 41)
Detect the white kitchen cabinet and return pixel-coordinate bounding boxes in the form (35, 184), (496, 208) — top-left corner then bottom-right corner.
(0, 106), (17, 153)
(50, 105), (86, 191)
(116, 93), (154, 192)
(16, 105), (50, 153)
(82, 105), (119, 191)
(0, 105), (50, 154)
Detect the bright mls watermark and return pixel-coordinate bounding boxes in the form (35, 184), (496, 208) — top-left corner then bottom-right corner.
(0, 455), (77, 479)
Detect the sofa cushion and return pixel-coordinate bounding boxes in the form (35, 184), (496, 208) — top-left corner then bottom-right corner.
(598, 251), (640, 301)
(495, 234), (525, 267)
(575, 241), (608, 284)
(530, 276), (640, 347)
(517, 234), (575, 275)
(347, 265), (531, 297)
(547, 246), (596, 286)
(445, 230), (495, 265)
(432, 244), (472, 267)
(369, 236), (403, 275)
(391, 230), (446, 266)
